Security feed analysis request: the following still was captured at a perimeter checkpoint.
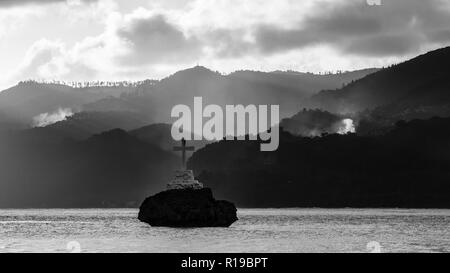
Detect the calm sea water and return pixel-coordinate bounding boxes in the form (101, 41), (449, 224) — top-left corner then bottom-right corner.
(0, 209), (449, 253)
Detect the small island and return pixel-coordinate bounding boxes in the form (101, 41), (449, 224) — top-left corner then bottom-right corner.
(138, 139), (238, 228)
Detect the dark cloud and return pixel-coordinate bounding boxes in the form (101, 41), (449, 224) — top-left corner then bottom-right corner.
(252, 0), (450, 57)
(0, 0), (97, 8)
(116, 14), (201, 65)
(344, 33), (423, 57)
(427, 29), (450, 44)
(255, 3), (382, 55)
(255, 26), (313, 53)
(204, 28), (253, 58)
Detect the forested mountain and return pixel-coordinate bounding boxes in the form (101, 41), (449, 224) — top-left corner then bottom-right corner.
(188, 117), (450, 208)
(0, 81), (135, 127)
(25, 111), (149, 141)
(312, 47), (450, 115)
(129, 123), (211, 153)
(84, 66), (378, 122)
(280, 108), (353, 136)
(0, 128), (178, 208)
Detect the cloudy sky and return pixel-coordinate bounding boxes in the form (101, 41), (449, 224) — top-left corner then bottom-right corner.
(0, 0), (449, 89)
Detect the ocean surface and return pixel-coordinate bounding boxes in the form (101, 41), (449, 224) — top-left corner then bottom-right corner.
(0, 209), (449, 253)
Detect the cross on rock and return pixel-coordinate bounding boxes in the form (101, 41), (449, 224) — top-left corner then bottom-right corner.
(173, 138), (195, 170)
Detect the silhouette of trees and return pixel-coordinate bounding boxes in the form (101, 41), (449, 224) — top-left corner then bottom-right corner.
(18, 79), (158, 89)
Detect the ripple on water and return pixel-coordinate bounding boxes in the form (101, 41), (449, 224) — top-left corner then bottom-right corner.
(0, 208), (448, 253)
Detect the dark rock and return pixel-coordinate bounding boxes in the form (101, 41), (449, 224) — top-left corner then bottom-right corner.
(138, 188), (238, 228)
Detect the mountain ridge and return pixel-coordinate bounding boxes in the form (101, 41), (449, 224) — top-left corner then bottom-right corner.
(83, 66), (379, 122)
(311, 46), (450, 114)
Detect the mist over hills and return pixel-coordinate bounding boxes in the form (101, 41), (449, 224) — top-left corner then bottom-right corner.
(0, 66), (376, 131)
(25, 111), (150, 141)
(2, 47), (450, 208)
(0, 81), (136, 127)
(312, 46), (450, 116)
(280, 109), (354, 137)
(189, 117), (450, 208)
(1, 43), (449, 138)
(85, 66), (378, 122)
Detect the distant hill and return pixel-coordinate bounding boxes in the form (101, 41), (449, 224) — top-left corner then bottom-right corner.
(0, 109), (24, 132)
(129, 123), (211, 154)
(18, 114), (208, 155)
(129, 123), (175, 150)
(0, 128), (178, 208)
(0, 67), (376, 128)
(0, 81), (136, 127)
(188, 117), (450, 208)
(84, 66), (378, 122)
(229, 68), (379, 96)
(356, 79), (450, 135)
(21, 111), (150, 141)
(311, 47), (450, 115)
